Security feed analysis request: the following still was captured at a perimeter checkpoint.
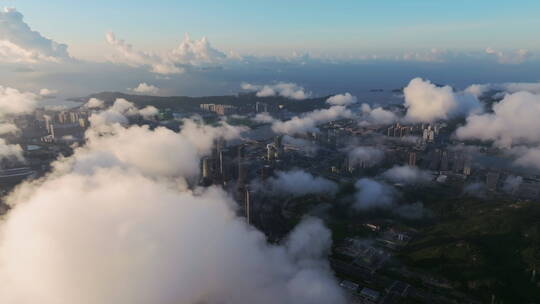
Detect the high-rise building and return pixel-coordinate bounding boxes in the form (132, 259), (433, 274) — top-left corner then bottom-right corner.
(429, 149), (441, 170)
(440, 151), (449, 171)
(44, 115), (53, 134)
(463, 156), (472, 176)
(244, 187), (251, 225)
(408, 152), (417, 167)
(261, 165), (273, 180)
(486, 172), (500, 191)
(201, 157), (211, 179)
(255, 102), (268, 113)
(237, 145), (247, 188)
(267, 144), (277, 161)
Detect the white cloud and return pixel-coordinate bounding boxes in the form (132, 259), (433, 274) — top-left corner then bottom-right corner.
(0, 138), (23, 161)
(404, 78), (483, 122)
(0, 85), (39, 117)
(138, 105), (158, 118)
(179, 117), (247, 154)
(456, 91), (540, 147)
(326, 93), (357, 106)
(106, 32), (227, 75)
(485, 47), (530, 64)
(169, 33), (227, 65)
(129, 83), (160, 95)
(88, 98), (159, 128)
(464, 84), (492, 98)
(106, 32), (183, 75)
(503, 82), (540, 95)
(348, 146), (384, 168)
(465, 81), (540, 97)
(265, 170), (337, 197)
(83, 98), (105, 109)
(502, 175), (522, 193)
(252, 112), (276, 124)
(282, 135), (319, 156)
(353, 178), (395, 210)
(272, 106), (352, 135)
(400, 48), (447, 62)
(0, 116), (345, 304)
(39, 88), (58, 97)
(242, 82), (311, 100)
(382, 165), (432, 184)
(0, 122), (19, 135)
(359, 103), (397, 125)
(512, 146), (540, 171)
(0, 8), (70, 63)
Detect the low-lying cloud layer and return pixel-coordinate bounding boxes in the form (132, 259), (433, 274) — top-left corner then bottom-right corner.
(326, 93), (357, 106)
(242, 82), (311, 100)
(353, 178), (395, 210)
(348, 146), (385, 168)
(272, 106), (352, 135)
(264, 170), (338, 197)
(0, 101), (345, 304)
(456, 91), (540, 147)
(0, 138), (23, 161)
(382, 165), (432, 184)
(404, 78), (482, 122)
(0, 85), (40, 116)
(88, 98), (158, 128)
(359, 103), (398, 126)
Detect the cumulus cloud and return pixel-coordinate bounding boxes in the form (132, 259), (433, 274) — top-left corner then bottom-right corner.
(282, 135), (319, 156)
(348, 146), (384, 168)
(252, 112), (276, 124)
(465, 81), (540, 98)
(359, 103), (398, 125)
(485, 47), (530, 64)
(0, 8), (71, 63)
(106, 32), (183, 74)
(88, 98), (158, 128)
(272, 106), (352, 135)
(0, 115), (344, 304)
(129, 83), (160, 95)
(83, 98), (105, 109)
(242, 82), (311, 100)
(512, 146), (540, 171)
(403, 78), (483, 122)
(0, 122), (19, 135)
(264, 170), (337, 197)
(455, 91), (540, 147)
(0, 175), (345, 304)
(0, 85), (39, 117)
(169, 33), (227, 65)
(0, 138), (23, 161)
(179, 118), (247, 154)
(353, 178), (395, 210)
(138, 105), (159, 118)
(326, 93), (357, 106)
(382, 165), (432, 184)
(502, 175), (522, 193)
(39, 88), (58, 97)
(106, 32), (226, 75)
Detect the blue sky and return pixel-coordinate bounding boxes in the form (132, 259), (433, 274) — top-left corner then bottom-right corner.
(0, 0), (539, 97)
(7, 0), (540, 58)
